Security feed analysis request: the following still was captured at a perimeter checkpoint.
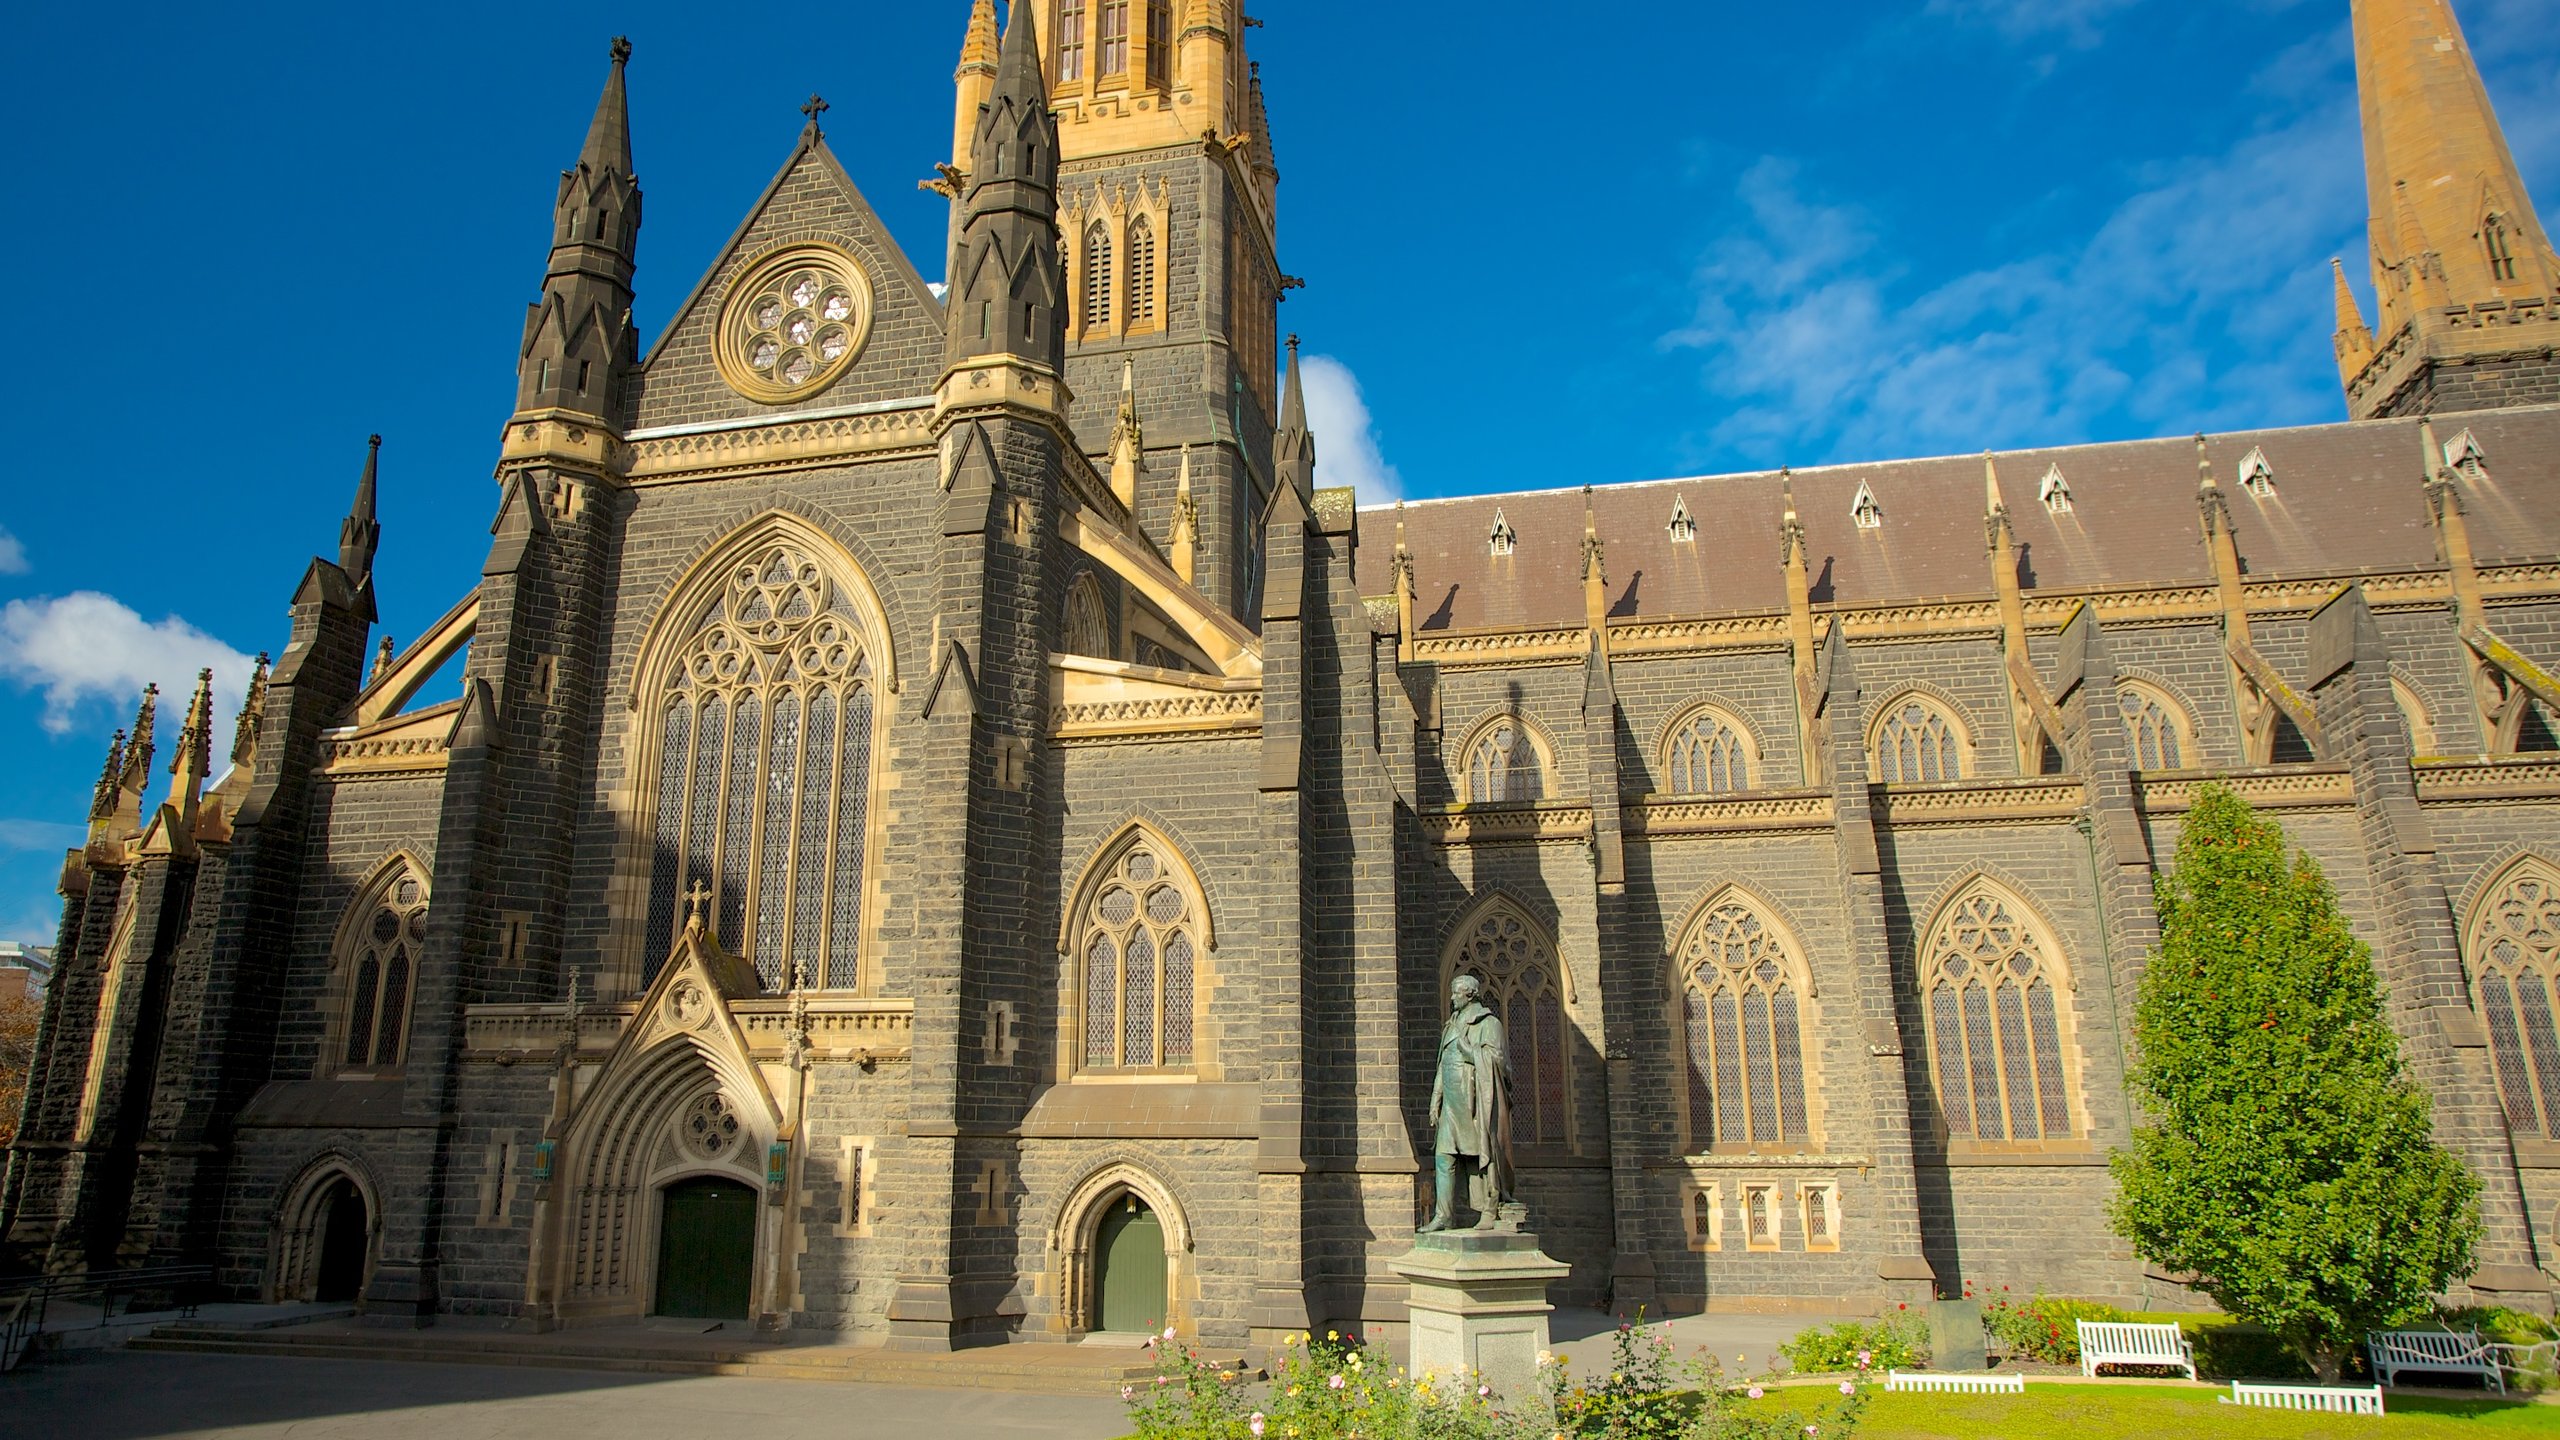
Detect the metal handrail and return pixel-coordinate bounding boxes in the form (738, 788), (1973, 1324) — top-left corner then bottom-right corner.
(0, 1264), (212, 1369)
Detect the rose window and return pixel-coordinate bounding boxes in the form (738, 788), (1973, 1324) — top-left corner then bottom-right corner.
(717, 245), (873, 403)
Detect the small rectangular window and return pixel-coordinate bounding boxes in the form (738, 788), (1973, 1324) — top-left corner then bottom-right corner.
(1099, 0), (1130, 76)
(1058, 0), (1088, 81)
(1146, 0), (1171, 87)
(1744, 1183), (1780, 1251)
(1801, 1183), (1841, 1252)
(1686, 1181), (1722, 1252)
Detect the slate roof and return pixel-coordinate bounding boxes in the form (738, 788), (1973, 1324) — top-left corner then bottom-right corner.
(1358, 407), (2560, 632)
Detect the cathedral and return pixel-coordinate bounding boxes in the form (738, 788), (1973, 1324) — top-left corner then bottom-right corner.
(11, 0), (2560, 1351)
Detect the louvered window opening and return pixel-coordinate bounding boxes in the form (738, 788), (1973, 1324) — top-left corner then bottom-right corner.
(1126, 215), (1158, 328)
(1078, 844), (1201, 1071)
(2120, 688), (2184, 770)
(1876, 701), (1958, 784)
(1451, 908), (1569, 1147)
(1466, 720), (1542, 804)
(644, 544), (876, 991)
(1666, 713), (1748, 795)
(1084, 222), (1114, 331)
(2477, 867), (2560, 1137)
(1679, 901), (1811, 1150)
(343, 870), (428, 1070)
(1926, 892), (2074, 1142)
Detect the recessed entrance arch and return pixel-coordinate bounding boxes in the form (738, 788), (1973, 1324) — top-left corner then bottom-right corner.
(271, 1157), (379, 1305)
(313, 1181), (370, 1303)
(654, 1176), (756, 1320)
(1094, 1194), (1167, 1333)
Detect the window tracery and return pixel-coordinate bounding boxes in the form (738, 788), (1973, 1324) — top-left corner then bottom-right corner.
(1675, 896), (1813, 1151)
(1663, 708), (1750, 795)
(644, 542), (877, 991)
(1873, 698), (1961, 784)
(1921, 885), (2078, 1144)
(340, 865), (428, 1072)
(2118, 684), (2187, 771)
(1446, 904), (1569, 1148)
(1064, 575), (1112, 659)
(1464, 717), (1544, 804)
(2472, 861), (2560, 1140)
(1073, 837), (1204, 1071)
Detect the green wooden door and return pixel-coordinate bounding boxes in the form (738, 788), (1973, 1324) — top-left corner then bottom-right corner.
(655, 1177), (756, 1320)
(1094, 1195), (1166, 1333)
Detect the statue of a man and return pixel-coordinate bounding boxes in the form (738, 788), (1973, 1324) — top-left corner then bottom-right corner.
(1420, 973), (1514, 1233)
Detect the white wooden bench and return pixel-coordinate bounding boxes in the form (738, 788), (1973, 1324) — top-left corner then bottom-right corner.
(2218, 1381), (2385, 1415)
(2076, 1320), (2197, 1380)
(1885, 1370), (2024, 1394)
(2367, 1328), (2504, 1393)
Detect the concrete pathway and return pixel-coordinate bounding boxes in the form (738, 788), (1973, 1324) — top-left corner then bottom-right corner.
(1546, 1304), (1856, 1381)
(0, 1348), (1131, 1440)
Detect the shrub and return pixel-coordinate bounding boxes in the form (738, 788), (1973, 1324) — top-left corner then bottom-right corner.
(1125, 1328), (1535, 1440)
(1778, 1311), (1928, 1374)
(1979, 1293), (2128, 1365)
(1549, 1320), (1873, 1440)
(2111, 784), (2483, 1382)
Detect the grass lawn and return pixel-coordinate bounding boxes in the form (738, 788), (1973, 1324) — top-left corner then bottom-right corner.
(1749, 1384), (2560, 1438)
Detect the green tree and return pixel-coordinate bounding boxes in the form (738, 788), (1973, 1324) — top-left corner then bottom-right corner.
(2111, 784), (2481, 1381)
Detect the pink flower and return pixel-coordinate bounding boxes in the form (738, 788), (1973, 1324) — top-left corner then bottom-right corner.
(1839, 1381), (1855, 1396)
(1249, 1414), (1266, 1438)
(1164, 1326), (1178, 1340)
(1120, 1386), (1133, 1400)
(1746, 1386), (1765, 1400)
(1477, 1384), (1491, 1397)
(1154, 1376), (1168, 1387)
(1856, 1351), (1872, 1367)
(1330, 1374), (1346, 1390)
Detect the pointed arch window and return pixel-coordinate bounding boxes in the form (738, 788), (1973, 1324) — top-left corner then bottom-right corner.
(1465, 716), (1545, 804)
(2392, 678), (2439, 757)
(1072, 836), (1206, 1072)
(2486, 216), (2520, 283)
(1873, 698), (1962, 784)
(1921, 886), (2079, 1144)
(1064, 574), (1112, 659)
(644, 541), (879, 991)
(2117, 684), (2188, 771)
(1083, 221), (1114, 332)
(1126, 214), (1158, 330)
(1098, 0), (1131, 77)
(1447, 905), (1570, 1147)
(1057, 0), (1088, 82)
(338, 864), (428, 1073)
(1675, 896), (1813, 1151)
(1663, 707), (1750, 795)
(2471, 862), (2560, 1138)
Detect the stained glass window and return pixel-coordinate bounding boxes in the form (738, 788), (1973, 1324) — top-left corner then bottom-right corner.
(340, 867), (428, 1071)
(1465, 718), (1543, 804)
(643, 542), (878, 990)
(1664, 709), (1749, 795)
(1676, 897), (1813, 1150)
(1447, 905), (1571, 1147)
(1923, 886), (2078, 1143)
(1875, 699), (1960, 784)
(2118, 685), (2186, 770)
(2472, 862), (2560, 1138)
(1074, 836), (1206, 1071)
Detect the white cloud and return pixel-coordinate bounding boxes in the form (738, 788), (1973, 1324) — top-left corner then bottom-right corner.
(1661, 87), (2367, 464)
(1299, 354), (1404, 508)
(0, 528), (25, 576)
(1925, 0), (2139, 47)
(0, 592), (256, 737)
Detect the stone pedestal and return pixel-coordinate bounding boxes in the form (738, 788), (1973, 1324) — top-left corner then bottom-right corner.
(1387, 1229), (1570, 1401)
(1927, 1299), (1987, 1372)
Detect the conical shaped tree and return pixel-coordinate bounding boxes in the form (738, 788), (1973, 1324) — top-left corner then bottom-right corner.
(2111, 784), (2480, 1381)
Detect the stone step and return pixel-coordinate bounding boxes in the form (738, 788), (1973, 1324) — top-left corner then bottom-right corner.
(126, 1326), (1174, 1396)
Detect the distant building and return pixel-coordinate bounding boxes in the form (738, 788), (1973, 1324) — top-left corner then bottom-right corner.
(0, 945), (49, 1007)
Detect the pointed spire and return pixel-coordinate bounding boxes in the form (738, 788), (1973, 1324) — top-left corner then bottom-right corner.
(1170, 444), (1199, 583)
(2333, 257), (2372, 336)
(947, 0), (1061, 371)
(996, 0), (1045, 95)
(339, 433), (382, 588)
(1274, 334), (1314, 496)
(169, 668), (214, 817)
(121, 685), (159, 798)
(231, 652), (270, 769)
(582, 37), (635, 181)
(951, 0), (1001, 168)
(1109, 357), (1144, 510)
(90, 729), (127, 824)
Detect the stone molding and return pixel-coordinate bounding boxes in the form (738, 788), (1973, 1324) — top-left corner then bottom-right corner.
(463, 997), (914, 1063)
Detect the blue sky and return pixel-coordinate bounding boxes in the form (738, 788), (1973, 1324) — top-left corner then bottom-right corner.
(0, 0), (2555, 943)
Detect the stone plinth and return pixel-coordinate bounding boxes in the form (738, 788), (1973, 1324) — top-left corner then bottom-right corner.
(1387, 1230), (1570, 1401)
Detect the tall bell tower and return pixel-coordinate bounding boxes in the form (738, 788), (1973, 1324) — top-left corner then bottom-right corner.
(942, 0), (1283, 619)
(2335, 0), (2560, 419)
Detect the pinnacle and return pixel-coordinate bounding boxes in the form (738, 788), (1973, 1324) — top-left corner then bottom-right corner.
(994, 0), (1045, 102)
(580, 36), (634, 179)
(340, 433), (382, 588)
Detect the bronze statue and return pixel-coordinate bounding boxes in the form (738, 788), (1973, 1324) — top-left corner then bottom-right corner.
(1419, 973), (1515, 1232)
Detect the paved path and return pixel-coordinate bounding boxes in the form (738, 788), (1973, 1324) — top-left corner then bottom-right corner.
(0, 1348), (1131, 1440)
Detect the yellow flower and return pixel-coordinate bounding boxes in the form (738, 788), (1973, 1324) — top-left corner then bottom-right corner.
(1328, 1329), (1340, 1341)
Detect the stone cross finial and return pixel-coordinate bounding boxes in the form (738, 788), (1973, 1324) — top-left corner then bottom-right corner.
(684, 881), (712, 934)
(610, 35), (632, 64)
(802, 94), (830, 126)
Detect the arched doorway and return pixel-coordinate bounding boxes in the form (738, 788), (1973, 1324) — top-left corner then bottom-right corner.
(1093, 1193), (1167, 1334)
(313, 1180), (369, 1303)
(654, 1176), (756, 1320)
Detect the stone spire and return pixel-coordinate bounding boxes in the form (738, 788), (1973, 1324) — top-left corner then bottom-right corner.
(1580, 485), (1608, 635)
(231, 652), (271, 769)
(1274, 334), (1314, 497)
(945, 0), (1063, 372)
(339, 433), (382, 590)
(2342, 0), (2560, 417)
(517, 37), (642, 422)
(169, 668), (215, 820)
(951, 0), (1000, 172)
(120, 685), (159, 800)
(89, 729), (127, 825)
(1171, 444), (1199, 583)
(1108, 358), (1144, 510)
(2333, 258), (2377, 377)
